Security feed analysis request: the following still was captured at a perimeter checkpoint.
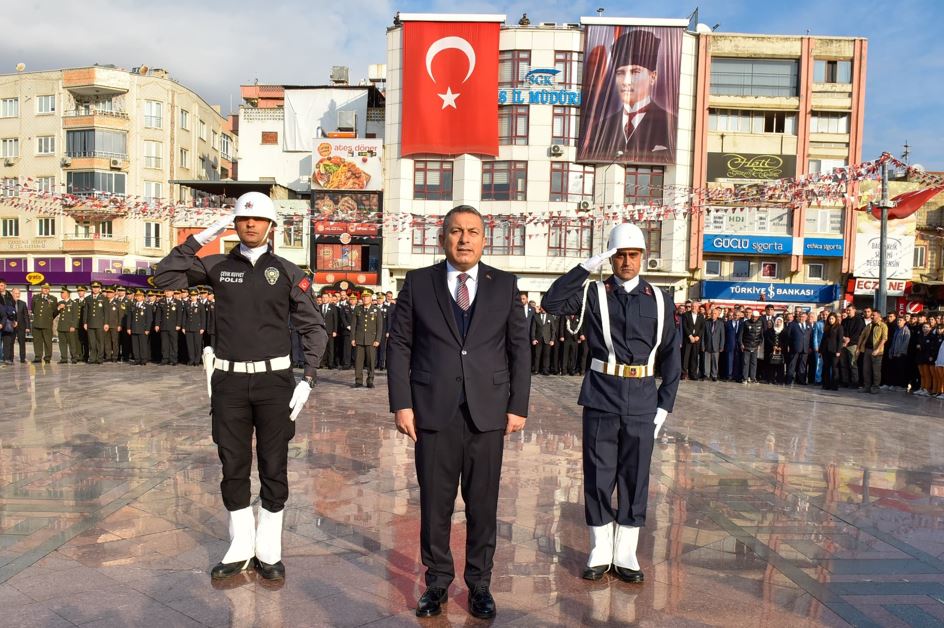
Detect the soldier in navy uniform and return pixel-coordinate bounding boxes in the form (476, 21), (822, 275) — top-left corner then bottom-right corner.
(75, 285), (89, 361)
(183, 288), (206, 365)
(116, 286), (132, 362)
(375, 292), (390, 370)
(544, 223), (680, 584)
(155, 288), (181, 365)
(125, 289), (153, 365)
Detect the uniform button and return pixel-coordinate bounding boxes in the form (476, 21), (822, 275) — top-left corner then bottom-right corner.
(455, 377), (462, 382)
(461, 350), (467, 355)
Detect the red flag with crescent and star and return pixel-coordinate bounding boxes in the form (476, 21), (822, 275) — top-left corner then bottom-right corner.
(401, 20), (499, 156)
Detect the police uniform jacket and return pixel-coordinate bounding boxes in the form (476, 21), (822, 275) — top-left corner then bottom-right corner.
(559, 314), (582, 342)
(55, 300), (80, 333)
(153, 236), (327, 378)
(154, 298), (179, 331)
(83, 294), (107, 328)
(543, 265), (680, 418)
(31, 293), (58, 329)
(126, 301), (154, 334)
(353, 304), (383, 345)
(205, 301), (216, 334)
(183, 300), (206, 332)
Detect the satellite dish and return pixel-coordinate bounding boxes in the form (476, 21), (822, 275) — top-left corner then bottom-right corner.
(138, 65), (149, 75)
(15, 63), (25, 72)
(911, 163), (926, 173)
(695, 23), (713, 34)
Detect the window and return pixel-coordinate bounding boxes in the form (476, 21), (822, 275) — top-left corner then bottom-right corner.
(551, 106), (580, 146)
(1, 178), (17, 197)
(282, 219), (303, 248)
(413, 160), (453, 200)
(144, 181), (162, 205)
(144, 140), (162, 168)
(498, 106), (529, 145)
(548, 218), (593, 257)
(199, 119), (207, 141)
(2, 218), (19, 237)
(144, 100), (162, 128)
(814, 60), (852, 84)
(708, 109), (797, 135)
(66, 171), (126, 196)
(261, 131), (278, 145)
(804, 208), (843, 234)
(732, 260), (751, 278)
(211, 130), (218, 150)
(624, 166), (664, 205)
(914, 245), (927, 268)
(808, 158), (847, 175)
(761, 261), (778, 279)
(705, 260), (721, 277)
(221, 134), (232, 160)
(756, 208), (770, 232)
(65, 129), (127, 158)
(74, 221), (91, 238)
(481, 161), (527, 201)
(484, 219), (525, 256)
(36, 136), (55, 155)
(554, 51), (583, 89)
(36, 176), (55, 193)
(179, 109), (190, 130)
(37, 217), (55, 237)
(144, 222), (161, 248)
(807, 263), (824, 280)
(0, 98), (18, 118)
(710, 58), (799, 97)
(550, 163), (594, 202)
(810, 112), (850, 134)
(411, 221), (441, 254)
(97, 220), (113, 238)
(499, 50), (531, 88)
(36, 95), (55, 114)
(1, 138), (19, 158)
(179, 147), (190, 168)
(638, 221), (663, 258)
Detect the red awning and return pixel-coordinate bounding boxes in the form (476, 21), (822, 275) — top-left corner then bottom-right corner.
(862, 186), (944, 220)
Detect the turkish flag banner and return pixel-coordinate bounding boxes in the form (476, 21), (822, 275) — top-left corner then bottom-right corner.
(401, 21), (500, 156)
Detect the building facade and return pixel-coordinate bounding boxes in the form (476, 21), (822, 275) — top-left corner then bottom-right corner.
(0, 65), (233, 287)
(690, 34), (868, 310)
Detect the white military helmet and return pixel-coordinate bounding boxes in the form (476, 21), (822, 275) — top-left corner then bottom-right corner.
(233, 191), (277, 223)
(606, 222), (647, 252)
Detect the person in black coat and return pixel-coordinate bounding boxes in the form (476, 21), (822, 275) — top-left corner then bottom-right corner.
(680, 303), (705, 380)
(785, 311), (813, 385)
(387, 206), (530, 621)
(317, 294), (338, 369)
(531, 306), (556, 375)
(819, 313), (844, 390)
(764, 317), (787, 385)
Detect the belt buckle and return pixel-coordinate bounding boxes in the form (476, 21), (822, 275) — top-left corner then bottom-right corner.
(245, 361), (256, 374)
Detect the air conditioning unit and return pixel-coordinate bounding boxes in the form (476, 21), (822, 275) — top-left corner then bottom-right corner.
(337, 110), (356, 132)
(549, 144), (564, 157)
(3, 157), (15, 167)
(577, 200), (592, 211)
(60, 157), (72, 167)
(647, 258), (664, 271)
(330, 66), (350, 84)
(539, 21), (557, 27)
(109, 158), (122, 169)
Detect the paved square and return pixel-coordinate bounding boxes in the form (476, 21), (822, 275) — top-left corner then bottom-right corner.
(1, 361), (942, 626)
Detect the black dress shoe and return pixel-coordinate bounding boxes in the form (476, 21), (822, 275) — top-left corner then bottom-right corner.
(415, 586), (448, 618)
(468, 584), (496, 620)
(582, 564), (610, 581)
(210, 557), (253, 580)
(366, 382), (375, 388)
(253, 557), (285, 581)
(353, 382), (363, 388)
(31, 359), (41, 363)
(613, 565), (644, 583)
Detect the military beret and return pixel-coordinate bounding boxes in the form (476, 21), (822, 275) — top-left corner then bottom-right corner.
(90, 281), (103, 288)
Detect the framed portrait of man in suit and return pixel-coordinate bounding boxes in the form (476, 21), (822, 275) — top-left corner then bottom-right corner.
(577, 24), (683, 165)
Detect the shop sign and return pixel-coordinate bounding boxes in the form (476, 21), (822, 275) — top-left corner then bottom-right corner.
(703, 234), (794, 255)
(802, 238), (844, 257)
(707, 153), (797, 181)
(851, 278), (908, 296)
(702, 280), (839, 304)
(498, 69), (582, 107)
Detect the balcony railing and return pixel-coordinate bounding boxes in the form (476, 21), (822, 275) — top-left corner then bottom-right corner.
(65, 151), (128, 160)
(63, 109), (130, 119)
(61, 234), (129, 255)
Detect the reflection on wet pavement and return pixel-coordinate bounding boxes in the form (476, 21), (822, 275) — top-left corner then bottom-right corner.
(1, 361), (942, 626)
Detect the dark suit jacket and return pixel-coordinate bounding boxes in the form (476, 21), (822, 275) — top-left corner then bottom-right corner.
(387, 261), (531, 432)
(321, 304), (338, 335)
(786, 321), (813, 354)
(702, 318), (725, 353)
(531, 312), (556, 344)
(682, 312), (705, 340)
(593, 102), (676, 163)
(724, 319), (742, 352)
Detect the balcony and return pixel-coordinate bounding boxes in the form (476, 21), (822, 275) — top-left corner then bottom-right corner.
(62, 68), (130, 97)
(63, 109), (130, 130)
(61, 234), (129, 255)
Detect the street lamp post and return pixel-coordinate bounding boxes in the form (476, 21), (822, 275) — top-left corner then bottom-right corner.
(873, 160), (896, 312)
(598, 150), (624, 280)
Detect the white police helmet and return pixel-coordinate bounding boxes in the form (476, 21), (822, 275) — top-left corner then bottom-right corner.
(606, 222), (647, 252)
(234, 192), (277, 223)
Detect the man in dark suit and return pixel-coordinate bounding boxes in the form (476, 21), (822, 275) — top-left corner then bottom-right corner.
(681, 302), (705, 380)
(11, 287), (29, 363)
(759, 304), (777, 382)
(0, 279), (14, 363)
(701, 307), (725, 381)
(531, 306), (556, 375)
(786, 310), (813, 385)
(387, 205), (530, 621)
(338, 294), (355, 369)
(724, 310), (744, 382)
(584, 30), (676, 164)
(318, 294), (338, 369)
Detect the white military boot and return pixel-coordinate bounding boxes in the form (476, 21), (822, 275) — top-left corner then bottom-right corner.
(613, 525), (644, 583)
(254, 507), (285, 581)
(582, 523), (614, 580)
(210, 507), (255, 579)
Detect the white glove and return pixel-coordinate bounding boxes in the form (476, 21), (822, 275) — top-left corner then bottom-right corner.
(194, 214), (234, 246)
(288, 380), (312, 422)
(653, 408), (668, 438)
(202, 347), (215, 399)
(580, 248), (617, 273)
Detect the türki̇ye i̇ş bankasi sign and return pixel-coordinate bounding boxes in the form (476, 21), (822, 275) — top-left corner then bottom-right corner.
(498, 69), (582, 106)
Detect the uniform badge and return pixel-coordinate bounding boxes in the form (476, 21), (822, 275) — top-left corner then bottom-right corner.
(265, 267), (280, 286)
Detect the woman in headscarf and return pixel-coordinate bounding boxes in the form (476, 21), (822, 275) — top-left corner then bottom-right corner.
(764, 316), (787, 385)
(819, 312), (843, 391)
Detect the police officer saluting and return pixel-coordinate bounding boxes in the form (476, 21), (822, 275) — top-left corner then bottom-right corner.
(155, 191), (326, 581)
(544, 223), (680, 584)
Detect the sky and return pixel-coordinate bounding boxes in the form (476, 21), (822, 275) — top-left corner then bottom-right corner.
(5, 0), (942, 168)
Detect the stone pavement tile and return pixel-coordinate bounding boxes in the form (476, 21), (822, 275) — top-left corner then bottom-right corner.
(97, 505), (183, 539)
(253, 589), (399, 627)
(40, 586), (177, 626)
(0, 602), (75, 628)
(164, 575), (284, 627)
(79, 604), (205, 628)
(0, 583), (33, 608)
(8, 564), (124, 602)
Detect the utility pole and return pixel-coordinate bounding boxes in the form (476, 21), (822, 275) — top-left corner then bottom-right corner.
(874, 160), (895, 312)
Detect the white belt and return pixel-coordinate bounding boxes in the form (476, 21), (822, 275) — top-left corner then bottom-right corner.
(214, 355), (291, 373)
(590, 358), (654, 378)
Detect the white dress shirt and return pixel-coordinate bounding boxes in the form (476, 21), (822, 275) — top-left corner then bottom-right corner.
(445, 261), (479, 305)
(239, 242), (269, 266)
(613, 275), (640, 293)
(621, 96), (652, 141)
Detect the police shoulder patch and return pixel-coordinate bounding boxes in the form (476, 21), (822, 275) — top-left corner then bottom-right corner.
(297, 276), (311, 293)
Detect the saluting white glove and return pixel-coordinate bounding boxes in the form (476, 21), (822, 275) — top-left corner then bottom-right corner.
(580, 248), (617, 273)
(202, 347), (215, 399)
(654, 408), (668, 438)
(194, 214), (235, 246)
(288, 380), (312, 422)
